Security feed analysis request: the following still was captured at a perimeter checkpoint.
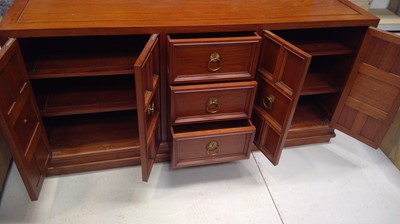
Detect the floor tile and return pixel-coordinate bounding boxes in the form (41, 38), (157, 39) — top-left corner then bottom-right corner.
(253, 131), (400, 224)
(0, 155), (282, 224)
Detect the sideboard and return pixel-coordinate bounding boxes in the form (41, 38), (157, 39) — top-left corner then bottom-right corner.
(0, 0), (399, 201)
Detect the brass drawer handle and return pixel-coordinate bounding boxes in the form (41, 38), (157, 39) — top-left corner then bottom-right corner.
(147, 102), (155, 115)
(263, 94), (275, 110)
(206, 140), (220, 156)
(206, 97), (220, 114)
(208, 52), (222, 72)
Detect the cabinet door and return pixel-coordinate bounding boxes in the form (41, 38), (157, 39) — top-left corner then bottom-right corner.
(254, 31), (311, 165)
(0, 38), (50, 200)
(134, 34), (161, 181)
(332, 27), (400, 148)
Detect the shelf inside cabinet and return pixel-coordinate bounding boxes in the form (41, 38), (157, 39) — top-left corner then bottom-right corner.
(293, 40), (354, 56)
(32, 75), (136, 117)
(272, 28), (358, 57)
(290, 98), (332, 130)
(45, 110), (140, 157)
(19, 35), (150, 79)
(301, 72), (340, 95)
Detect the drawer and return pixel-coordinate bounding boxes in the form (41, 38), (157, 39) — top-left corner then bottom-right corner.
(167, 32), (261, 84)
(171, 120), (255, 168)
(170, 81), (257, 125)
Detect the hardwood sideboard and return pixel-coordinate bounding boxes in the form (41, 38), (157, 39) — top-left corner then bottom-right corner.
(0, 0), (399, 201)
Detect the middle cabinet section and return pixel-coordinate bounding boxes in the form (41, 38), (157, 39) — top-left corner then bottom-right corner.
(167, 32), (261, 168)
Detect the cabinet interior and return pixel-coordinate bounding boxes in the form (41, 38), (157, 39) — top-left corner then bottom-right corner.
(263, 27), (368, 146)
(19, 35), (150, 79)
(18, 35), (151, 174)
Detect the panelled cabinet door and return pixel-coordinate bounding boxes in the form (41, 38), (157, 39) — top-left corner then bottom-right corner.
(332, 27), (400, 148)
(134, 34), (161, 181)
(0, 38), (50, 200)
(253, 31), (311, 165)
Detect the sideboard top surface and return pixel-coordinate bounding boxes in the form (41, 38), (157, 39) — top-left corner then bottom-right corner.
(0, 0), (379, 37)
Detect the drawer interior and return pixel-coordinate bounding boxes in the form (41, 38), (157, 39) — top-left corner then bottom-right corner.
(173, 119), (252, 133)
(168, 31), (257, 40)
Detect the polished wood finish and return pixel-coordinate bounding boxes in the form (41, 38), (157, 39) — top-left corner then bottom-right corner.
(1, 0), (399, 201)
(332, 27), (400, 148)
(32, 75), (136, 117)
(19, 36), (148, 79)
(254, 31), (311, 165)
(0, 39), (50, 200)
(171, 120), (255, 168)
(167, 33), (261, 84)
(134, 34), (161, 181)
(167, 33), (259, 168)
(0, 0), (378, 37)
(170, 81), (257, 125)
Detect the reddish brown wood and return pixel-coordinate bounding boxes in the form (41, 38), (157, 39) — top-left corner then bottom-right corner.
(0, 0), (398, 201)
(254, 30), (311, 165)
(332, 27), (400, 148)
(301, 72), (340, 95)
(32, 75), (136, 117)
(167, 33), (261, 84)
(170, 81), (257, 125)
(0, 39), (50, 200)
(44, 111), (139, 151)
(0, 0), (378, 37)
(134, 34), (161, 182)
(19, 36), (148, 79)
(171, 120), (255, 168)
(47, 142), (171, 176)
(294, 41), (353, 56)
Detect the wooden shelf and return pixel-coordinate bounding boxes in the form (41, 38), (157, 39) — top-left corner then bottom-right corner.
(286, 99), (336, 146)
(28, 52), (138, 79)
(301, 72), (340, 95)
(33, 75), (136, 117)
(294, 40), (353, 56)
(290, 99), (331, 130)
(20, 35), (149, 79)
(45, 111), (140, 156)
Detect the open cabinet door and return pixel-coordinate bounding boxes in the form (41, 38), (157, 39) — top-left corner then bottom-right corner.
(332, 27), (400, 148)
(134, 34), (161, 181)
(0, 39), (50, 200)
(253, 31), (311, 165)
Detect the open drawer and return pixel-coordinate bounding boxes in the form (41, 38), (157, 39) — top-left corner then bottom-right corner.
(171, 120), (255, 168)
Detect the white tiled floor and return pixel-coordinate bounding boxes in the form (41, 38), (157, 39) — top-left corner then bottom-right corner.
(1, 131), (400, 224)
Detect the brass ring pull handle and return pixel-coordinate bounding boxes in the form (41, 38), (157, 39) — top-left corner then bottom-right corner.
(208, 52), (222, 72)
(147, 102), (155, 115)
(206, 140), (220, 156)
(206, 97), (220, 114)
(263, 94), (275, 110)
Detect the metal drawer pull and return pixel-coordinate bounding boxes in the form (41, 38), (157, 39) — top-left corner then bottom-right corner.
(208, 52), (222, 72)
(206, 97), (220, 114)
(206, 140), (220, 156)
(263, 94), (275, 110)
(147, 102), (155, 115)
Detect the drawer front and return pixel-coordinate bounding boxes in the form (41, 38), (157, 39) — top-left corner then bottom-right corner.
(170, 81), (257, 125)
(171, 121), (255, 168)
(168, 34), (261, 84)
